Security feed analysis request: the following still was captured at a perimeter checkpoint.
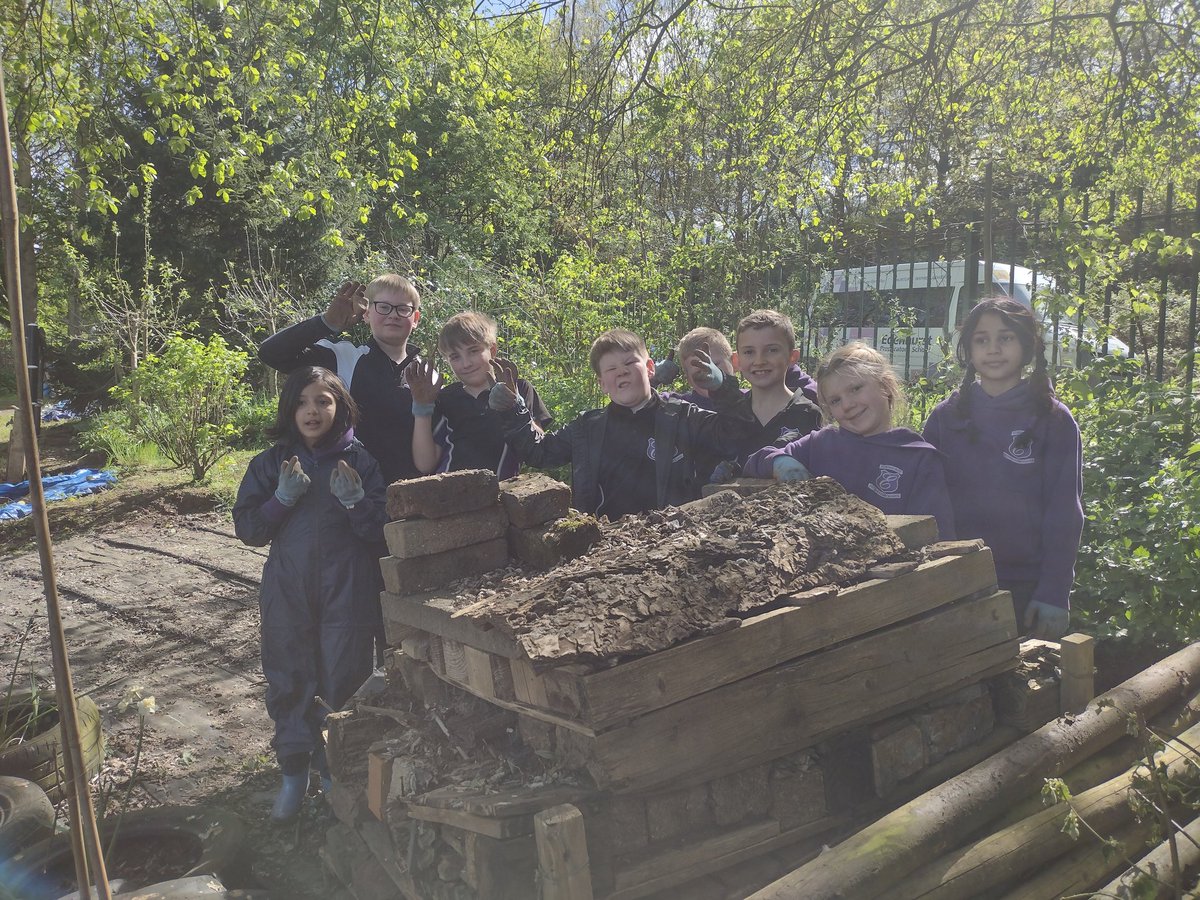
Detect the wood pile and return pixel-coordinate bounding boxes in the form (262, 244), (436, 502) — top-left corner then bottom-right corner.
(321, 472), (1034, 900)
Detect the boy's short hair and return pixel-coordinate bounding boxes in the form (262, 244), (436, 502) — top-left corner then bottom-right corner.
(736, 309), (796, 350)
(589, 329), (647, 375)
(365, 273), (420, 308)
(438, 310), (498, 354)
(677, 327), (732, 361)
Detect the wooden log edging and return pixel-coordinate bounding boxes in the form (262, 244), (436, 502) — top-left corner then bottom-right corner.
(746, 642), (1200, 900)
(1092, 812), (1200, 900)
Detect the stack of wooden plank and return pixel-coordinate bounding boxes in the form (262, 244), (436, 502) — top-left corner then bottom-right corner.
(326, 474), (1029, 900)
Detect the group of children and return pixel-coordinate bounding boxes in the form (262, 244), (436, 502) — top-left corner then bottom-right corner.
(234, 272), (1083, 821)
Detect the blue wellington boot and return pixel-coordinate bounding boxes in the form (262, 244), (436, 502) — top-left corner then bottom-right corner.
(270, 772), (309, 822)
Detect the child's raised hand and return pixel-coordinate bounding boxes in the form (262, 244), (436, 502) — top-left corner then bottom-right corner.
(487, 358), (523, 412)
(330, 459), (365, 509)
(686, 343), (725, 390)
(649, 350), (680, 387)
(1023, 600), (1069, 640)
(275, 456), (311, 507)
(773, 456), (811, 483)
(406, 359), (439, 411)
(323, 281), (368, 331)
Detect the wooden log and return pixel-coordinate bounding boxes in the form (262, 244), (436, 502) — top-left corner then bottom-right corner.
(612, 819), (780, 894)
(745, 641), (1200, 900)
(410, 784), (593, 818)
(876, 718), (1200, 900)
(569, 549), (999, 730)
(535, 803), (594, 900)
(1092, 811), (1200, 899)
(1061, 633), (1096, 713)
(405, 802), (532, 838)
(380, 589), (522, 658)
(584, 590), (1017, 793)
(996, 821), (1147, 900)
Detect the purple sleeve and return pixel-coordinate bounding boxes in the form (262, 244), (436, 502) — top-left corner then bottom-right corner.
(1031, 410), (1084, 610)
(922, 403), (945, 447)
(786, 364), (820, 405)
(909, 453), (956, 541)
(260, 495), (291, 524)
(744, 433), (815, 478)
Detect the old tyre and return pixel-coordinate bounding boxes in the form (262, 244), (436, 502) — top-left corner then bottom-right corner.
(8, 806), (247, 900)
(0, 691), (103, 802)
(0, 775), (55, 854)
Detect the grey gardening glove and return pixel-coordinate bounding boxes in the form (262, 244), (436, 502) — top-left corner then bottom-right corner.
(650, 352), (681, 388)
(488, 358), (526, 414)
(686, 349), (724, 391)
(330, 460), (365, 508)
(1023, 600), (1069, 641)
(275, 457), (311, 507)
(773, 456), (812, 483)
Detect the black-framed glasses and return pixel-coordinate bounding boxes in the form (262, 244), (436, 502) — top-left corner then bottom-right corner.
(371, 300), (417, 319)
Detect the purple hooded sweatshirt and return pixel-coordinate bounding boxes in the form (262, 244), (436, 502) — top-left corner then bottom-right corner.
(744, 425), (956, 540)
(923, 380), (1083, 611)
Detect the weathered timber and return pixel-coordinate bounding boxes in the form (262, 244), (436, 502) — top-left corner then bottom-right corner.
(1061, 632), (1096, 713)
(877, 718), (1200, 900)
(549, 549), (998, 730)
(1092, 812), (1200, 900)
(613, 819), (780, 893)
(386, 469), (498, 520)
(384, 503), (507, 558)
(746, 641), (1200, 900)
(462, 831), (537, 899)
(380, 590), (522, 659)
(358, 818), (423, 900)
(996, 822), (1146, 900)
(405, 802), (533, 838)
(379, 536), (509, 594)
(583, 590), (1018, 792)
(410, 784), (594, 818)
(535, 804), (594, 900)
(924, 539), (986, 558)
(499, 472), (571, 528)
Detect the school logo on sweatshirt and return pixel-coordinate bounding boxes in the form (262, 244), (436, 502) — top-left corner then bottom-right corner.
(778, 427), (802, 443)
(868, 465), (903, 500)
(1003, 431), (1035, 465)
(646, 438), (685, 463)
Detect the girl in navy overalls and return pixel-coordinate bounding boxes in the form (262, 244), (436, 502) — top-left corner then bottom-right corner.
(744, 342), (955, 540)
(233, 366), (387, 821)
(923, 298), (1083, 640)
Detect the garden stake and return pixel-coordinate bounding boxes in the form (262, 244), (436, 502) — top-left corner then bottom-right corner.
(0, 57), (112, 900)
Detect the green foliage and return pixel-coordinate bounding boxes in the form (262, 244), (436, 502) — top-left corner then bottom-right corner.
(110, 335), (251, 482)
(79, 409), (168, 468)
(229, 391), (279, 450)
(1056, 357), (1200, 642)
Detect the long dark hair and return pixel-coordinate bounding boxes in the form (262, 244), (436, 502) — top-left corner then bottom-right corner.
(955, 297), (1054, 421)
(269, 366), (358, 447)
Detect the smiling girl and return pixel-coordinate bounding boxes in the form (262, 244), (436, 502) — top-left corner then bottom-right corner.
(743, 342), (955, 539)
(233, 366), (387, 822)
(923, 298), (1083, 640)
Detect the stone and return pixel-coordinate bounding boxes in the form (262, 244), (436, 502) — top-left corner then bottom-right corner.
(917, 684), (996, 761)
(870, 721), (927, 797)
(499, 473), (571, 528)
(386, 470), (499, 520)
(380, 536), (509, 594)
(384, 504), (507, 558)
(768, 752), (826, 830)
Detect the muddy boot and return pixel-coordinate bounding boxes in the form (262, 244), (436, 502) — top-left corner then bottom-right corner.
(271, 773), (308, 822)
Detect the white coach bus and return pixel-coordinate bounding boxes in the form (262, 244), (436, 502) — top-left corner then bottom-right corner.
(802, 260), (1126, 380)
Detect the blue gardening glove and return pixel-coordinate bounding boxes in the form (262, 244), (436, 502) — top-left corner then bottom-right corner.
(709, 459), (739, 484)
(275, 456), (311, 507)
(650, 353), (681, 388)
(1023, 600), (1069, 640)
(773, 456), (812, 483)
(488, 382), (527, 414)
(686, 351), (724, 391)
(330, 460), (365, 508)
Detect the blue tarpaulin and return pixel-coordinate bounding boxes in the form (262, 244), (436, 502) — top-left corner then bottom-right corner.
(0, 469), (118, 520)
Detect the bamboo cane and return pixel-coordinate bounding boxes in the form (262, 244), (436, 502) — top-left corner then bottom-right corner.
(0, 57), (111, 900)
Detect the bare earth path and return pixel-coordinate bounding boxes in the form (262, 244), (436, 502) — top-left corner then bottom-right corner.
(0, 508), (347, 897)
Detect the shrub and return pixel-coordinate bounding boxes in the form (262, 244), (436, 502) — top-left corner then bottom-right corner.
(111, 335), (250, 481)
(79, 408), (166, 468)
(230, 390), (279, 450)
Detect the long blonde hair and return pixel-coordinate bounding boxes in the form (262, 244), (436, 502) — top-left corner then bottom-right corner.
(815, 342), (906, 424)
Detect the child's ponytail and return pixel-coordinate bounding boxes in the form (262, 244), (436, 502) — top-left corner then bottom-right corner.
(1029, 347), (1055, 416)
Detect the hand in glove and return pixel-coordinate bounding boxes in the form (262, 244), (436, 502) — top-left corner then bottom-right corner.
(773, 456), (812, 483)
(709, 459), (739, 484)
(330, 459), (365, 508)
(406, 359), (439, 417)
(487, 358), (525, 413)
(649, 351), (681, 388)
(1023, 600), (1069, 641)
(275, 456), (311, 507)
(686, 346), (724, 391)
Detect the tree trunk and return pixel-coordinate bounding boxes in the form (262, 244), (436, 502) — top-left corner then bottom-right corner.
(15, 137), (36, 324)
(746, 642), (1200, 900)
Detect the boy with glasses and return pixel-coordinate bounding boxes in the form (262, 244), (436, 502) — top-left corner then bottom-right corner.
(260, 273), (432, 484)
